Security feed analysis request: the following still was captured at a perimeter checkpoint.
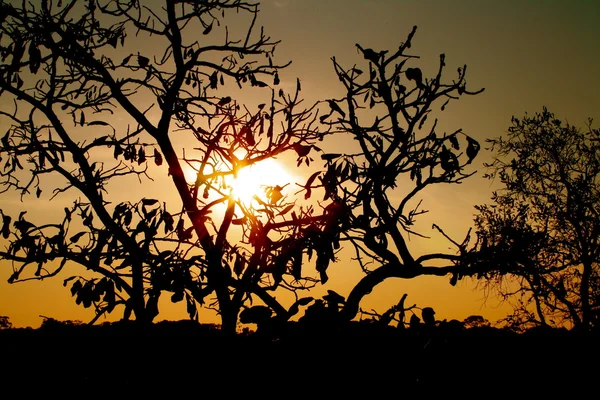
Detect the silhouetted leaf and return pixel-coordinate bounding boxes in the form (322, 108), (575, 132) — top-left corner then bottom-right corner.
(137, 55), (149, 68)
(87, 121), (109, 127)
(405, 67), (423, 86)
(70, 280), (82, 296)
(321, 153), (342, 161)
(293, 143), (311, 157)
(278, 204), (294, 216)
(466, 136), (480, 162)
(210, 71), (218, 89)
(449, 135), (460, 150)
(137, 146), (146, 164)
(28, 41), (41, 74)
(327, 100), (345, 118)
(91, 136), (109, 146)
(203, 22), (213, 35)
(150, 148), (161, 166)
(218, 96), (231, 106)
(1, 215), (11, 238)
(268, 186), (284, 204)
(233, 253), (246, 276)
(171, 291), (184, 303)
(63, 276), (76, 287)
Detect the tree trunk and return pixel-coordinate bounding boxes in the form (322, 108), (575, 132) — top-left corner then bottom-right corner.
(581, 259), (592, 329)
(131, 258), (147, 325)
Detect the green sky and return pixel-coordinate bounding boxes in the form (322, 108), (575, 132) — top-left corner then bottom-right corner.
(1, 0), (599, 328)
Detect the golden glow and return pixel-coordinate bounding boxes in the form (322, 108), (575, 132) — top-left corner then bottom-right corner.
(230, 159), (294, 205)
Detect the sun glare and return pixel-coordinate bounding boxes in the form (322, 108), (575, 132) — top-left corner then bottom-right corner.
(230, 159), (294, 204)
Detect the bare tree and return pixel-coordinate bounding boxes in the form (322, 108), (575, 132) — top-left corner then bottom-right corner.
(472, 108), (600, 331)
(0, 0), (332, 333)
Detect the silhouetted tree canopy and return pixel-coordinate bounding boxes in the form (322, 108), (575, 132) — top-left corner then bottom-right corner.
(0, 0), (491, 334)
(0, 0), (332, 333)
(473, 108), (600, 331)
(314, 26), (486, 321)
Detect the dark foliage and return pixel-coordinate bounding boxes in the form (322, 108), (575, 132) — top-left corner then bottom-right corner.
(472, 108), (600, 331)
(1, 320), (597, 396)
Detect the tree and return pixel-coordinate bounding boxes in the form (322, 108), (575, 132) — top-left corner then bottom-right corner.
(306, 26), (486, 321)
(472, 108), (600, 331)
(0, 315), (11, 329)
(0, 0), (332, 333)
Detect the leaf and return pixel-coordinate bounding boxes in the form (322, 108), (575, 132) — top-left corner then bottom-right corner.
(113, 143), (123, 159)
(153, 148), (163, 166)
(63, 276), (77, 287)
(163, 211), (174, 233)
(234, 254), (246, 276)
(405, 67), (423, 86)
(171, 291), (184, 303)
(137, 146), (146, 164)
(278, 204), (295, 216)
(69, 232), (86, 243)
(296, 78), (301, 92)
(91, 135), (109, 146)
(242, 125), (255, 146)
(293, 143), (311, 157)
(209, 71), (218, 89)
(203, 22), (213, 35)
(123, 209), (132, 226)
(466, 136), (480, 163)
(87, 121), (109, 126)
(70, 280), (82, 296)
(138, 55), (149, 68)
(79, 111), (85, 126)
(1, 215), (11, 238)
(449, 135), (460, 150)
(186, 293), (197, 320)
(321, 153), (342, 161)
(183, 226), (194, 240)
(268, 186), (284, 204)
(142, 198), (158, 206)
(305, 171), (321, 188)
(253, 80), (269, 88)
(28, 41), (41, 74)
(217, 96), (231, 106)
(327, 100), (346, 118)
(297, 297), (314, 306)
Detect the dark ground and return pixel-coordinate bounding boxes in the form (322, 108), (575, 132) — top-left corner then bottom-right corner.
(1, 320), (597, 397)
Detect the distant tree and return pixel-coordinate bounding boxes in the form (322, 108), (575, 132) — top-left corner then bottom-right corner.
(309, 26), (485, 321)
(462, 315), (489, 329)
(0, 0), (330, 333)
(0, 315), (11, 329)
(472, 108), (600, 331)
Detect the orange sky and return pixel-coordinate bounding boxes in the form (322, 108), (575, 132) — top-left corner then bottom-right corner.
(1, 0), (599, 328)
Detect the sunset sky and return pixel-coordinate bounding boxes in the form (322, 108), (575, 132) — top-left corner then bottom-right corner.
(1, 0), (599, 328)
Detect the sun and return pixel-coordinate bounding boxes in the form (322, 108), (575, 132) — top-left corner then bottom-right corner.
(230, 158), (294, 205)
